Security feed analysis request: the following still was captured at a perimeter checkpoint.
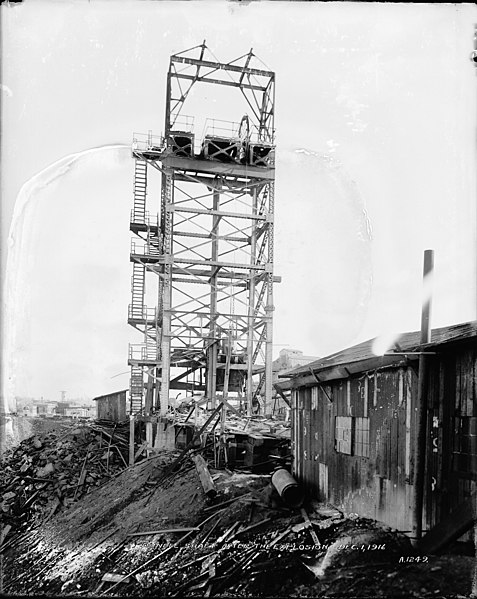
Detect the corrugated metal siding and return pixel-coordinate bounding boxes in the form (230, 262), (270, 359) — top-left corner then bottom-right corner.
(293, 341), (477, 537)
(294, 367), (416, 532)
(443, 346), (476, 540)
(420, 346), (477, 540)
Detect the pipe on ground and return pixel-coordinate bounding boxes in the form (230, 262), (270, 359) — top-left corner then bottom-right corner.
(271, 468), (304, 508)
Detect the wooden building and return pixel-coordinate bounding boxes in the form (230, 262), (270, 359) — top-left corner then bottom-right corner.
(93, 390), (128, 422)
(279, 321), (477, 544)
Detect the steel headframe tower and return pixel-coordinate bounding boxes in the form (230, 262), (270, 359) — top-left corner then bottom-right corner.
(127, 42), (276, 421)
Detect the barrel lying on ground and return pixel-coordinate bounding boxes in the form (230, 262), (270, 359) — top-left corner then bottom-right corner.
(271, 468), (304, 508)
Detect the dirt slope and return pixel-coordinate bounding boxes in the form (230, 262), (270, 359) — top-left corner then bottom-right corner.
(1, 437), (475, 598)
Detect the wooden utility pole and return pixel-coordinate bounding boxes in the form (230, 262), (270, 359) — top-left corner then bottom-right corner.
(412, 249), (434, 541)
(129, 414), (135, 467)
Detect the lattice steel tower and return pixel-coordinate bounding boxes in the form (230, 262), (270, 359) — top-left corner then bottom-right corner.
(127, 42), (276, 420)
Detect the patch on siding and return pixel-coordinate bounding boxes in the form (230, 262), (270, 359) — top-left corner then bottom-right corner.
(319, 462), (329, 498)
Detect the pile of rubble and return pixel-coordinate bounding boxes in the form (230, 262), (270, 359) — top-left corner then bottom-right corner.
(172, 403), (292, 475)
(2, 429), (475, 597)
(174, 406), (291, 440)
(117, 495), (416, 597)
(0, 422), (131, 540)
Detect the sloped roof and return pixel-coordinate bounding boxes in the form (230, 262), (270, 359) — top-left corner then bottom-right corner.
(284, 320), (477, 379)
(93, 390), (128, 401)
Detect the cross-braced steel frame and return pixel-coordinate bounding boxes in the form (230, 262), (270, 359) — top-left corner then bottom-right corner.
(128, 42), (276, 418)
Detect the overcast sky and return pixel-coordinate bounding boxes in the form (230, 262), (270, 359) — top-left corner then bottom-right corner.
(2, 1), (477, 408)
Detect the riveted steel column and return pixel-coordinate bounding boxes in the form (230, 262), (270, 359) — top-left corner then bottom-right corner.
(159, 170), (173, 416)
(207, 185), (220, 409)
(264, 182), (275, 416)
(246, 187), (258, 416)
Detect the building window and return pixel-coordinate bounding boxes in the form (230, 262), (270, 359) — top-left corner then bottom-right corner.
(335, 416), (353, 455)
(354, 417), (370, 457)
(335, 416), (370, 457)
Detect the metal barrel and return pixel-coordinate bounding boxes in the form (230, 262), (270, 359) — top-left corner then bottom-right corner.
(271, 468), (304, 508)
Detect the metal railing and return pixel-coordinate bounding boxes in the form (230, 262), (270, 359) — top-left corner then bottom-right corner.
(202, 118), (272, 144)
(132, 131), (166, 154)
(170, 114), (194, 133)
(199, 119), (275, 167)
(129, 343), (158, 362)
(202, 118), (241, 140)
(132, 119), (275, 167)
(128, 304), (157, 322)
(130, 210), (159, 228)
(130, 239), (161, 257)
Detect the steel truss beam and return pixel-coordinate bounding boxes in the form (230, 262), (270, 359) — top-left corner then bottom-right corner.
(154, 170), (274, 414)
(166, 43), (274, 143)
(128, 45), (276, 417)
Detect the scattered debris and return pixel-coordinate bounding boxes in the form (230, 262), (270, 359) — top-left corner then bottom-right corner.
(128, 527), (200, 537)
(202, 492), (252, 513)
(192, 454), (217, 499)
(101, 572), (132, 583)
(0, 422), (131, 536)
(300, 507), (320, 546)
(1, 424), (475, 598)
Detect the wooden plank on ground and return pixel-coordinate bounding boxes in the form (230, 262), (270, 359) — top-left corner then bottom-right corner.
(202, 492), (252, 512)
(134, 442), (148, 461)
(192, 454), (217, 498)
(230, 517), (272, 540)
(102, 573), (132, 583)
(300, 508), (320, 546)
(0, 525), (12, 550)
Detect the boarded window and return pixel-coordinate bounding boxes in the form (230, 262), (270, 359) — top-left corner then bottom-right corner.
(335, 416), (352, 455)
(354, 417), (370, 458)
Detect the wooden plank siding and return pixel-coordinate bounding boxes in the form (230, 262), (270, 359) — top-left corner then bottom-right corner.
(292, 339), (477, 539)
(94, 391), (128, 422)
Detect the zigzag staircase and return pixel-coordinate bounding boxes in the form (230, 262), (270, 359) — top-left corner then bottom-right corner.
(129, 365), (144, 415)
(130, 263), (146, 320)
(128, 157), (160, 415)
(133, 158), (147, 222)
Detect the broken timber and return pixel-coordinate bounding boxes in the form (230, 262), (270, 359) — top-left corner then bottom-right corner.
(192, 454), (217, 499)
(230, 517), (273, 540)
(155, 403), (224, 485)
(300, 507), (320, 546)
(202, 492), (252, 512)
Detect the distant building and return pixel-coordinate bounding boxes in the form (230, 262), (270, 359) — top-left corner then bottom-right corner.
(93, 390), (128, 422)
(14, 397), (34, 415)
(37, 402), (58, 417)
(64, 406), (94, 419)
(55, 402), (71, 416)
(270, 349), (319, 416)
(272, 349), (319, 381)
(20, 404), (39, 417)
